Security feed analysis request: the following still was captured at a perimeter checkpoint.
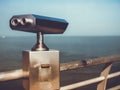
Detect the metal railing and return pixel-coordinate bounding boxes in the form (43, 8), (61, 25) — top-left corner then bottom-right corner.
(60, 55), (120, 90)
(0, 55), (120, 90)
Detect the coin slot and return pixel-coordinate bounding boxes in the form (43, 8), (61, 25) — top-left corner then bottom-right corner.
(41, 64), (50, 68)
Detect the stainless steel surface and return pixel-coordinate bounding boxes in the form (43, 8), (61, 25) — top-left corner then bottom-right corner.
(31, 32), (49, 51)
(23, 50), (60, 90)
(10, 14), (68, 34)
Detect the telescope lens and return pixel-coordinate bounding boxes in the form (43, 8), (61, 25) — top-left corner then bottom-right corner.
(21, 18), (33, 25)
(21, 18), (26, 25)
(11, 18), (19, 26)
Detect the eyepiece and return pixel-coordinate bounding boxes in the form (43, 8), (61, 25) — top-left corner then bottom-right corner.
(11, 18), (20, 26)
(21, 18), (33, 25)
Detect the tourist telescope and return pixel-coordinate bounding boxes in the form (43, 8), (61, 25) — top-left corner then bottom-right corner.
(10, 14), (68, 51)
(10, 14), (68, 34)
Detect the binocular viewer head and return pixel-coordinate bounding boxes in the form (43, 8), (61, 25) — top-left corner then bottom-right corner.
(10, 14), (68, 34)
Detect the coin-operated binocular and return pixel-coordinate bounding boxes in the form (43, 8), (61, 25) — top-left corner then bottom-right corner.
(10, 14), (68, 90)
(10, 14), (68, 51)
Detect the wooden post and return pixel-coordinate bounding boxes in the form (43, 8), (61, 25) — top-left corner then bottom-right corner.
(97, 63), (112, 90)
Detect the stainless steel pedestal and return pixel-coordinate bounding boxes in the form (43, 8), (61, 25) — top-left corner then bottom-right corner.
(22, 50), (60, 90)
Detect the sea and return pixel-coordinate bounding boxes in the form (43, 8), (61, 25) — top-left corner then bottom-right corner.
(0, 36), (120, 71)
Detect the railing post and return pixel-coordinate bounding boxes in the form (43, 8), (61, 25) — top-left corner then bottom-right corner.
(97, 62), (112, 90)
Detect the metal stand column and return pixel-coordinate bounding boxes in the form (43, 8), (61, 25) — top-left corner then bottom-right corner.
(22, 33), (60, 90)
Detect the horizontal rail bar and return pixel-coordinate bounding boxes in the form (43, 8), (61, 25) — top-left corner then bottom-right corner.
(0, 55), (120, 82)
(107, 71), (120, 79)
(60, 55), (120, 71)
(60, 71), (120, 90)
(0, 69), (28, 82)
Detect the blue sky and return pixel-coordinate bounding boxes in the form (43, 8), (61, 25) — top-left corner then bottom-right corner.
(0, 0), (120, 36)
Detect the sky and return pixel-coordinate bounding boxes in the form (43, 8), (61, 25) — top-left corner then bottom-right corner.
(0, 0), (120, 36)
